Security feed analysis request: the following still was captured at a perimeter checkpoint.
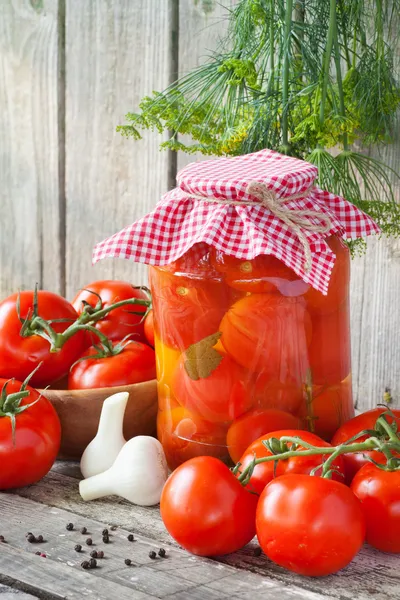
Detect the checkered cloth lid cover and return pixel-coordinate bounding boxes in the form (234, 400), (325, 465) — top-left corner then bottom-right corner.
(93, 149), (379, 294)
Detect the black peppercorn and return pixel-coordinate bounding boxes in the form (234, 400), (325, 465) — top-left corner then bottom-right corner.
(102, 528), (108, 536)
(66, 523), (74, 531)
(27, 534), (36, 543)
(89, 558), (97, 569)
(158, 548), (166, 558)
(75, 544), (82, 553)
(148, 550), (157, 560)
(80, 527), (87, 535)
(35, 551), (41, 556)
(124, 558), (132, 566)
(127, 534), (134, 542)
(81, 561), (90, 570)
(0, 536), (5, 543)
(90, 550), (98, 558)
(36, 535), (44, 543)
(110, 525), (117, 531)
(86, 538), (93, 546)
(26, 532), (33, 538)
(253, 546), (262, 557)
(97, 550), (104, 559)
(102, 535), (110, 544)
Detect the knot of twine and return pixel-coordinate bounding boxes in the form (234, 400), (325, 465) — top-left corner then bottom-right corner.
(186, 180), (332, 272)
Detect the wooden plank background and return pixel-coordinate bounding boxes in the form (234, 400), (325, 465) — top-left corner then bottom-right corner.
(0, 0), (399, 410)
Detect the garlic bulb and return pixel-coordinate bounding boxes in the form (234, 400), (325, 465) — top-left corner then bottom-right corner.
(80, 391), (128, 478)
(79, 436), (168, 506)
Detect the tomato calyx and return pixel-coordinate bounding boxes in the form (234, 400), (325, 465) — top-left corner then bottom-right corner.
(69, 327), (135, 368)
(0, 365), (44, 443)
(235, 410), (400, 486)
(17, 286), (152, 354)
(183, 333), (223, 381)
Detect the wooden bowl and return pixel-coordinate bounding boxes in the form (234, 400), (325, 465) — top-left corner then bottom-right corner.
(40, 380), (158, 460)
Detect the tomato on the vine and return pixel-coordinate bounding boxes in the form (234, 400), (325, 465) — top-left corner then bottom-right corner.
(220, 293), (312, 376)
(0, 378), (61, 489)
(238, 429), (345, 494)
(0, 291), (85, 387)
(160, 456), (258, 556)
(172, 334), (252, 423)
(351, 463), (400, 553)
(227, 408), (300, 464)
(72, 280), (149, 345)
(68, 340), (156, 389)
(256, 474), (365, 576)
(331, 408), (400, 482)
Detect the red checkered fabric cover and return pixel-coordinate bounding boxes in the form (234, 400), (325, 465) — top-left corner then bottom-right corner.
(93, 149), (379, 294)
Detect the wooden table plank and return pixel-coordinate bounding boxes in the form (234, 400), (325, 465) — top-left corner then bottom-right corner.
(4, 464), (400, 600)
(0, 492), (327, 600)
(0, 584), (38, 599)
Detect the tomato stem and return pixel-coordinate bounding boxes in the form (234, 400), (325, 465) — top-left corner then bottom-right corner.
(236, 417), (400, 485)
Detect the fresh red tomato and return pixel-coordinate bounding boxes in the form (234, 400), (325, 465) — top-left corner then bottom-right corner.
(298, 375), (354, 441)
(308, 305), (351, 386)
(72, 280), (149, 345)
(227, 408), (300, 464)
(238, 429), (345, 494)
(68, 340), (156, 389)
(172, 335), (252, 423)
(0, 379), (61, 489)
(210, 249), (308, 296)
(256, 474), (365, 576)
(144, 310), (155, 347)
(331, 408), (400, 482)
(220, 294), (312, 375)
(157, 406), (229, 470)
(305, 236), (350, 314)
(160, 456), (258, 556)
(149, 265), (235, 351)
(0, 291), (85, 387)
(351, 463), (400, 553)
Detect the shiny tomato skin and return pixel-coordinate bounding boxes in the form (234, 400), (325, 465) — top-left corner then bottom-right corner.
(351, 464), (400, 553)
(144, 310), (155, 347)
(72, 280), (148, 345)
(220, 294), (311, 375)
(0, 379), (61, 489)
(68, 341), (156, 389)
(256, 474), (365, 576)
(172, 352), (252, 423)
(227, 409), (300, 464)
(238, 429), (345, 495)
(0, 291), (85, 387)
(160, 456), (258, 556)
(331, 408), (400, 483)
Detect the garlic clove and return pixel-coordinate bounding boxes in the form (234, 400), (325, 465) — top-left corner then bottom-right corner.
(80, 391), (128, 478)
(79, 436), (168, 506)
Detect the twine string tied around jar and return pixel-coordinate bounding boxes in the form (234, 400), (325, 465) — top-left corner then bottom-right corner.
(186, 180), (332, 272)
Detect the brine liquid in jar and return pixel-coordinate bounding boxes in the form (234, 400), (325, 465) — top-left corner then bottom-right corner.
(150, 239), (353, 470)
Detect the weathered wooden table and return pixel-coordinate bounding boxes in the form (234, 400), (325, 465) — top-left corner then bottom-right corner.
(0, 462), (399, 600)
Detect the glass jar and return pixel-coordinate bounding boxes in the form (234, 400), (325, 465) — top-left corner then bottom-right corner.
(150, 238), (353, 470)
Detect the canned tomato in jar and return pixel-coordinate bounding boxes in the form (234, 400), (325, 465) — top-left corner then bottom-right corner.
(93, 149), (379, 470)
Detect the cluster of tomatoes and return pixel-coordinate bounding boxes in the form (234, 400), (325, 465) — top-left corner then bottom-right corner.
(0, 280), (156, 490)
(160, 408), (400, 577)
(152, 238), (352, 470)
